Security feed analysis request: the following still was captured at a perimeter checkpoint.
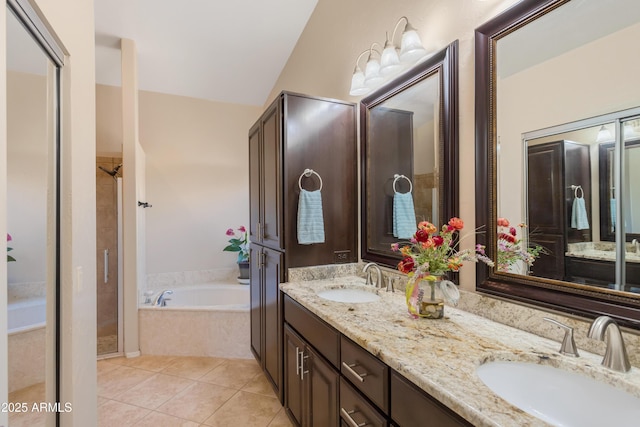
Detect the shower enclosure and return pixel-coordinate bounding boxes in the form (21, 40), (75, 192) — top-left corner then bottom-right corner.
(96, 158), (123, 356)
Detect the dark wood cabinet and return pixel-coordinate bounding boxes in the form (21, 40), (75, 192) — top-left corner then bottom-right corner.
(249, 92), (357, 403)
(565, 256), (640, 292)
(250, 245), (284, 400)
(527, 140), (591, 280)
(284, 324), (339, 427)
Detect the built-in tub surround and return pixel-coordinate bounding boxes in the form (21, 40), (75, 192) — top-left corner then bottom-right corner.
(280, 277), (640, 426)
(139, 284), (251, 359)
(144, 268), (238, 293)
(567, 241), (640, 263)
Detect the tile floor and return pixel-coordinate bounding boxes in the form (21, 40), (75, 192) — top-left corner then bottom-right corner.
(9, 355), (293, 427)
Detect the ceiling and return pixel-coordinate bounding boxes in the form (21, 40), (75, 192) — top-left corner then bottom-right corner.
(94, 0), (318, 106)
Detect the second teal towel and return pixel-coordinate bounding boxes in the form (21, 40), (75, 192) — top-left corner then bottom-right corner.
(297, 189), (325, 244)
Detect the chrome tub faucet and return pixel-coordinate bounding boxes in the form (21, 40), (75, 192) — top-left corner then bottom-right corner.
(153, 289), (174, 307)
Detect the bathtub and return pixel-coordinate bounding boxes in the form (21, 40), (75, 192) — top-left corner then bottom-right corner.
(139, 284), (252, 359)
(8, 297), (47, 393)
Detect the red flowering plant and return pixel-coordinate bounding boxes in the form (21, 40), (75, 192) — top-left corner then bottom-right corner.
(392, 218), (494, 280)
(496, 218), (544, 273)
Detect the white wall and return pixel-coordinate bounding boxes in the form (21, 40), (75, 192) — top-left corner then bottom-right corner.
(96, 85), (261, 278)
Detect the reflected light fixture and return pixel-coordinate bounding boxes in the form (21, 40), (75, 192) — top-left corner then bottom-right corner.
(595, 125), (614, 143)
(349, 16), (429, 97)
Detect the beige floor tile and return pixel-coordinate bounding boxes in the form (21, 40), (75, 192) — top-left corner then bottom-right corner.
(241, 372), (278, 397)
(156, 382), (236, 423)
(9, 381), (45, 404)
(98, 396), (110, 407)
(202, 390), (282, 427)
(268, 408), (294, 427)
(161, 356), (226, 380)
(98, 399), (151, 427)
(97, 358), (122, 375)
(115, 373), (195, 409)
(134, 411), (200, 427)
(8, 410), (47, 427)
(200, 359), (262, 389)
(117, 355), (178, 372)
(98, 365), (155, 399)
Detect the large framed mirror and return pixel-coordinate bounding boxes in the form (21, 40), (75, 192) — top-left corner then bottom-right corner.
(6, 0), (63, 424)
(361, 40), (458, 268)
(475, 0), (640, 328)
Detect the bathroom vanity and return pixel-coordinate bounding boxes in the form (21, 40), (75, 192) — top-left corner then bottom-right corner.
(280, 276), (640, 427)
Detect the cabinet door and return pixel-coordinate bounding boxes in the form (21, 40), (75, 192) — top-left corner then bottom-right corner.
(263, 247), (284, 400)
(261, 102), (282, 249)
(284, 325), (305, 427)
(249, 246), (262, 360)
(249, 122), (262, 244)
(308, 347), (339, 427)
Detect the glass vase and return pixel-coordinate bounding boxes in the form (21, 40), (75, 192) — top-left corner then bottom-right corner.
(405, 275), (459, 319)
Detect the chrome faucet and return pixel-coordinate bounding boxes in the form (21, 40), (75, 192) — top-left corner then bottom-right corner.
(632, 238), (640, 253)
(153, 289), (174, 307)
(363, 262), (383, 288)
(587, 316), (631, 373)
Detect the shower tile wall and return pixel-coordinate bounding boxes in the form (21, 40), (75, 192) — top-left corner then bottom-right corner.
(97, 156), (121, 354)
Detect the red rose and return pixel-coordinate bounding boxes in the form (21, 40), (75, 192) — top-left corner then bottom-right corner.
(509, 226), (517, 236)
(397, 257), (415, 274)
(432, 235), (444, 247)
(498, 232), (516, 243)
(415, 229), (430, 243)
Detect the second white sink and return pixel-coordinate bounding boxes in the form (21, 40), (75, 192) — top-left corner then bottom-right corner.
(317, 288), (380, 303)
(477, 361), (640, 427)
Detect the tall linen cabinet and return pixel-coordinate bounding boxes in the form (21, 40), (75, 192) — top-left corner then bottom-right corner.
(248, 92), (357, 402)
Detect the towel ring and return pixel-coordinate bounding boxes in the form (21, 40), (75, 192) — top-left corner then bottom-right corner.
(571, 184), (583, 199)
(393, 174), (413, 194)
(298, 168), (323, 191)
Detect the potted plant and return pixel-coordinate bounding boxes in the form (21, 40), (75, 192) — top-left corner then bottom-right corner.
(224, 226), (249, 282)
(496, 218), (544, 274)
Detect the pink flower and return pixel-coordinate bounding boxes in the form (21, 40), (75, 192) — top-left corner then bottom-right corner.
(7, 233), (11, 242)
(226, 228), (235, 236)
(238, 226), (246, 233)
(390, 243), (400, 252)
(509, 227), (517, 236)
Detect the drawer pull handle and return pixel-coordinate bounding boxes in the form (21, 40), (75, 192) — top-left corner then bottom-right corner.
(295, 347), (302, 377)
(340, 408), (367, 427)
(301, 354), (309, 380)
(342, 362), (367, 382)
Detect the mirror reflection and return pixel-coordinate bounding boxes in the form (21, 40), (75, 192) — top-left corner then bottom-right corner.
(366, 72), (440, 256)
(494, 0), (640, 297)
(6, 5), (59, 425)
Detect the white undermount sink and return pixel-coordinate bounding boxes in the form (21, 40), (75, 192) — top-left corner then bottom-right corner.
(476, 361), (640, 426)
(316, 288), (380, 303)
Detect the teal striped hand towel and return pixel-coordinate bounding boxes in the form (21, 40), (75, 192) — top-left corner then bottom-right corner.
(297, 189), (325, 245)
(393, 192), (417, 239)
(571, 197), (589, 230)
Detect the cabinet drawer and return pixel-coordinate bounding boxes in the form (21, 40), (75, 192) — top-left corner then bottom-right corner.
(340, 378), (387, 427)
(340, 336), (389, 413)
(390, 371), (471, 427)
(284, 295), (340, 368)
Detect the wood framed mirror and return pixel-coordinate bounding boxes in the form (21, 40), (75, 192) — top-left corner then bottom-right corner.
(475, 0), (640, 328)
(361, 40), (459, 268)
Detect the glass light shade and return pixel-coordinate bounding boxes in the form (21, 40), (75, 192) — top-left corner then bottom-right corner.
(364, 57), (384, 87)
(380, 44), (402, 76)
(400, 28), (427, 63)
(623, 122), (637, 139)
(596, 125), (614, 142)
(349, 69), (369, 96)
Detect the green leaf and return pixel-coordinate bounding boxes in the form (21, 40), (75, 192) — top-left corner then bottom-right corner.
(7, 255), (16, 262)
(223, 245), (241, 252)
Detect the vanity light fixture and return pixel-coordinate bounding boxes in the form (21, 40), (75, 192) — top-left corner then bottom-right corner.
(349, 16), (429, 97)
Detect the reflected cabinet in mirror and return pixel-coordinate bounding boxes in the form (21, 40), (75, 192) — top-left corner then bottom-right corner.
(476, 0), (640, 327)
(361, 40), (459, 268)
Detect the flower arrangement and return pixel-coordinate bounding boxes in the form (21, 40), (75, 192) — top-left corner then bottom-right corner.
(7, 233), (15, 262)
(392, 218), (494, 318)
(392, 218), (494, 279)
(223, 226), (249, 263)
(496, 218), (544, 273)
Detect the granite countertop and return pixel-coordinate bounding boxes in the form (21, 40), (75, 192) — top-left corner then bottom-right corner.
(280, 276), (640, 427)
(566, 242), (640, 264)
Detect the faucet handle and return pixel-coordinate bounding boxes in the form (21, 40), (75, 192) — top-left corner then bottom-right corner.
(543, 318), (580, 357)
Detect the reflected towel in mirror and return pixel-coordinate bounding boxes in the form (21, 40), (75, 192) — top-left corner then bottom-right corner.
(571, 197), (590, 230)
(393, 192), (417, 239)
(297, 189), (325, 244)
